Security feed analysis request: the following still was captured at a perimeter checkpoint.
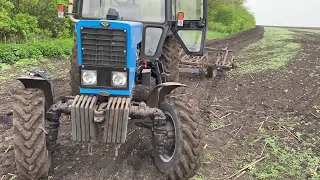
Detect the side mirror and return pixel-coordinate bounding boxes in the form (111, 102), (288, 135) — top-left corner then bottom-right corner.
(58, 4), (66, 18)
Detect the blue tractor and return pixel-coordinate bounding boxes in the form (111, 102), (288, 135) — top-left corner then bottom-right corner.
(12, 0), (208, 179)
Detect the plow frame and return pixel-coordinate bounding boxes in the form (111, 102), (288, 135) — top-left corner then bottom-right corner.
(179, 46), (236, 78)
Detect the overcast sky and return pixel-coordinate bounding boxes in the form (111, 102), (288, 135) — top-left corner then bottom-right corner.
(245, 0), (320, 27)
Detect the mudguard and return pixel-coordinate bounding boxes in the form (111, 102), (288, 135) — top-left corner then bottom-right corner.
(146, 82), (186, 108)
(16, 71), (53, 111)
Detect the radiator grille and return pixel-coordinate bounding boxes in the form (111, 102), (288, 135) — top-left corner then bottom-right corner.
(81, 27), (127, 67)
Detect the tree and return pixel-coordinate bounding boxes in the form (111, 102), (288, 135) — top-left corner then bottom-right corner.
(0, 0), (14, 39)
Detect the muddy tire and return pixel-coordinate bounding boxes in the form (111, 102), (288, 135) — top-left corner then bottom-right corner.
(13, 88), (51, 180)
(132, 84), (152, 102)
(152, 91), (204, 179)
(161, 35), (181, 82)
(70, 41), (80, 95)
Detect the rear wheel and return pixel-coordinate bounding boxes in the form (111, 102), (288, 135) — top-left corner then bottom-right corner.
(152, 91), (204, 179)
(70, 41), (80, 95)
(133, 36), (182, 102)
(161, 35), (181, 82)
(13, 88), (51, 180)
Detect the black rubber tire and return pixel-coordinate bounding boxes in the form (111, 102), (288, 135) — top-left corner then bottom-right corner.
(13, 88), (51, 180)
(70, 41), (80, 95)
(153, 91), (204, 179)
(133, 36), (181, 101)
(161, 35), (181, 82)
(132, 84), (152, 102)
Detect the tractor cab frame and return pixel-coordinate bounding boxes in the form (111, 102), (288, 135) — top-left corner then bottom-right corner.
(74, 0), (208, 59)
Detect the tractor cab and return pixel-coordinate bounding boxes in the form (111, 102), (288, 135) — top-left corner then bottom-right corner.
(61, 0), (208, 58)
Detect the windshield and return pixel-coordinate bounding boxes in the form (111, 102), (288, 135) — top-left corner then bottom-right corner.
(81, 0), (165, 22)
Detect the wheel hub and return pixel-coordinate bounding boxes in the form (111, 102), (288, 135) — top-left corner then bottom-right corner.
(153, 112), (175, 162)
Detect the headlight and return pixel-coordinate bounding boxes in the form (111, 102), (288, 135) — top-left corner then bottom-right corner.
(112, 71), (127, 87)
(81, 70), (97, 86)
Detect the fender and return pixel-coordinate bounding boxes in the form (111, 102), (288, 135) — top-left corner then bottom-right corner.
(146, 82), (186, 108)
(16, 71), (53, 111)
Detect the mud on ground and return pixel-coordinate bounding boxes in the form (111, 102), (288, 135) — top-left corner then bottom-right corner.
(1, 26), (319, 180)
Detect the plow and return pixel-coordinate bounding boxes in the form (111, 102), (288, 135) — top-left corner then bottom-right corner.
(179, 46), (236, 78)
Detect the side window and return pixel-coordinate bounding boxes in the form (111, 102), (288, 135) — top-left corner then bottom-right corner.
(176, 0), (203, 20)
(144, 27), (163, 56)
(177, 30), (202, 52)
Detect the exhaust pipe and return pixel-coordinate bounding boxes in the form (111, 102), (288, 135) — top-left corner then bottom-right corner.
(68, 0), (79, 22)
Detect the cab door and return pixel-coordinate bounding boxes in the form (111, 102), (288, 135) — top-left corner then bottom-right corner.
(171, 0), (208, 56)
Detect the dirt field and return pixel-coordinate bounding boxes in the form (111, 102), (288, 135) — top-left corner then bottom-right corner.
(1, 26), (320, 180)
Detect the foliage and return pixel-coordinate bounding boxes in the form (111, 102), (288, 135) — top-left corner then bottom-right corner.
(11, 13), (40, 41)
(247, 116), (320, 180)
(0, 0), (72, 42)
(0, 0), (14, 35)
(0, 38), (73, 64)
(207, 31), (229, 40)
(208, 0), (256, 35)
(0, 63), (11, 70)
(249, 138), (320, 180)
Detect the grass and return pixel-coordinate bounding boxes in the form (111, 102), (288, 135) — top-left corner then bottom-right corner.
(247, 116), (320, 180)
(0, 63), (11, 70)
(0, 38), (73, 65)
(0, 38), (73, 85)
(0, 58), (70, 85)
(233, 27), (302, 75)
(249, 139), (320, 180)
(207, 31), (229, 40)
(295, 29), (320, 34)
(221, 116), (320, 180)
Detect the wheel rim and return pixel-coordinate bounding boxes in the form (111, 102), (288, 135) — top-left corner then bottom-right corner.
(159, 112), (176, 163)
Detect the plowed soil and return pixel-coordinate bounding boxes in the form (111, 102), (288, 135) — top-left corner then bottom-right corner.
(1, 26), (319, 180)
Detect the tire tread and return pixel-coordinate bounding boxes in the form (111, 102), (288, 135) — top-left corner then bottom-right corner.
(70, 41), (80, 95)
(162, 35), (181, 82)
(164, 92), (204, 179)
(13, 88), (49, 180)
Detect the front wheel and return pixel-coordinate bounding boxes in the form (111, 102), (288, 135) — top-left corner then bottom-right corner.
(13, 88), (51, 179)
(152, 92), (204, 179)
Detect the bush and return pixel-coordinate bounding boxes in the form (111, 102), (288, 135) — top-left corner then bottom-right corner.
(0, 44), (42, 64)
(208, 5), (256, 34)
(213, 6), (237, 26)
(0, 38), (73, 64)
(0, 0), (73, 42)
(35, 38), (74, 57)
(11, 13), (40, 41)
